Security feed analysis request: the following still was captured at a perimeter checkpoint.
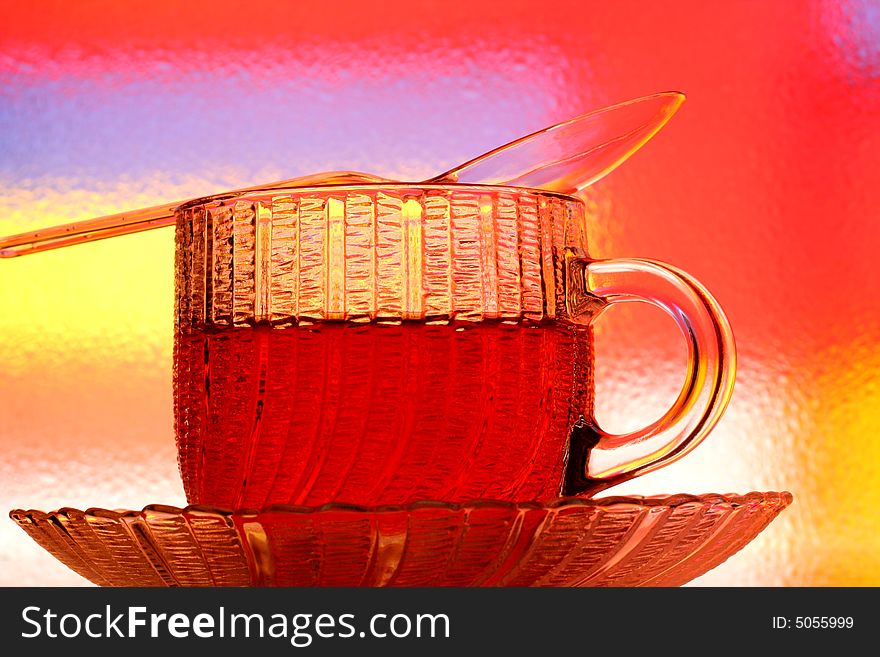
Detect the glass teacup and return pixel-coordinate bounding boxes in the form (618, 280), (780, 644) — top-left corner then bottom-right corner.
(172, 182), (735, 508)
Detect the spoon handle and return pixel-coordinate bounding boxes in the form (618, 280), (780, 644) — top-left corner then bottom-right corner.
(0, 204), (177, 257)
(0, 171), (390, 257)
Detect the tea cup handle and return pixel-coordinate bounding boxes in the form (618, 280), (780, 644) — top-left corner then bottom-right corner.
(563, 252), (736, 495)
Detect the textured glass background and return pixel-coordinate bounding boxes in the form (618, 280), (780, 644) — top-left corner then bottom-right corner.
(1, 0), (878, 585)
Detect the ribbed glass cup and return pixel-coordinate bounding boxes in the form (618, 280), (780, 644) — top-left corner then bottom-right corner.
(173, 183), (735, 508)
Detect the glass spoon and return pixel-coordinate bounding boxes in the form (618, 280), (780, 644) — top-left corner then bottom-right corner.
(0, 92), (683, 257)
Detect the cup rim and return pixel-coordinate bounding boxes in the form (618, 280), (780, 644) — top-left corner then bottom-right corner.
(175, 181), (582, 212)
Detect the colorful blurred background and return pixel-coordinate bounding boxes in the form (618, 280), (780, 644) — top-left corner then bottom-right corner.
(1, 0), (878, 585)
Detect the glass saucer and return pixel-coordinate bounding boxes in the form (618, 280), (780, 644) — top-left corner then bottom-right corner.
(10, 492), (791, 587)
